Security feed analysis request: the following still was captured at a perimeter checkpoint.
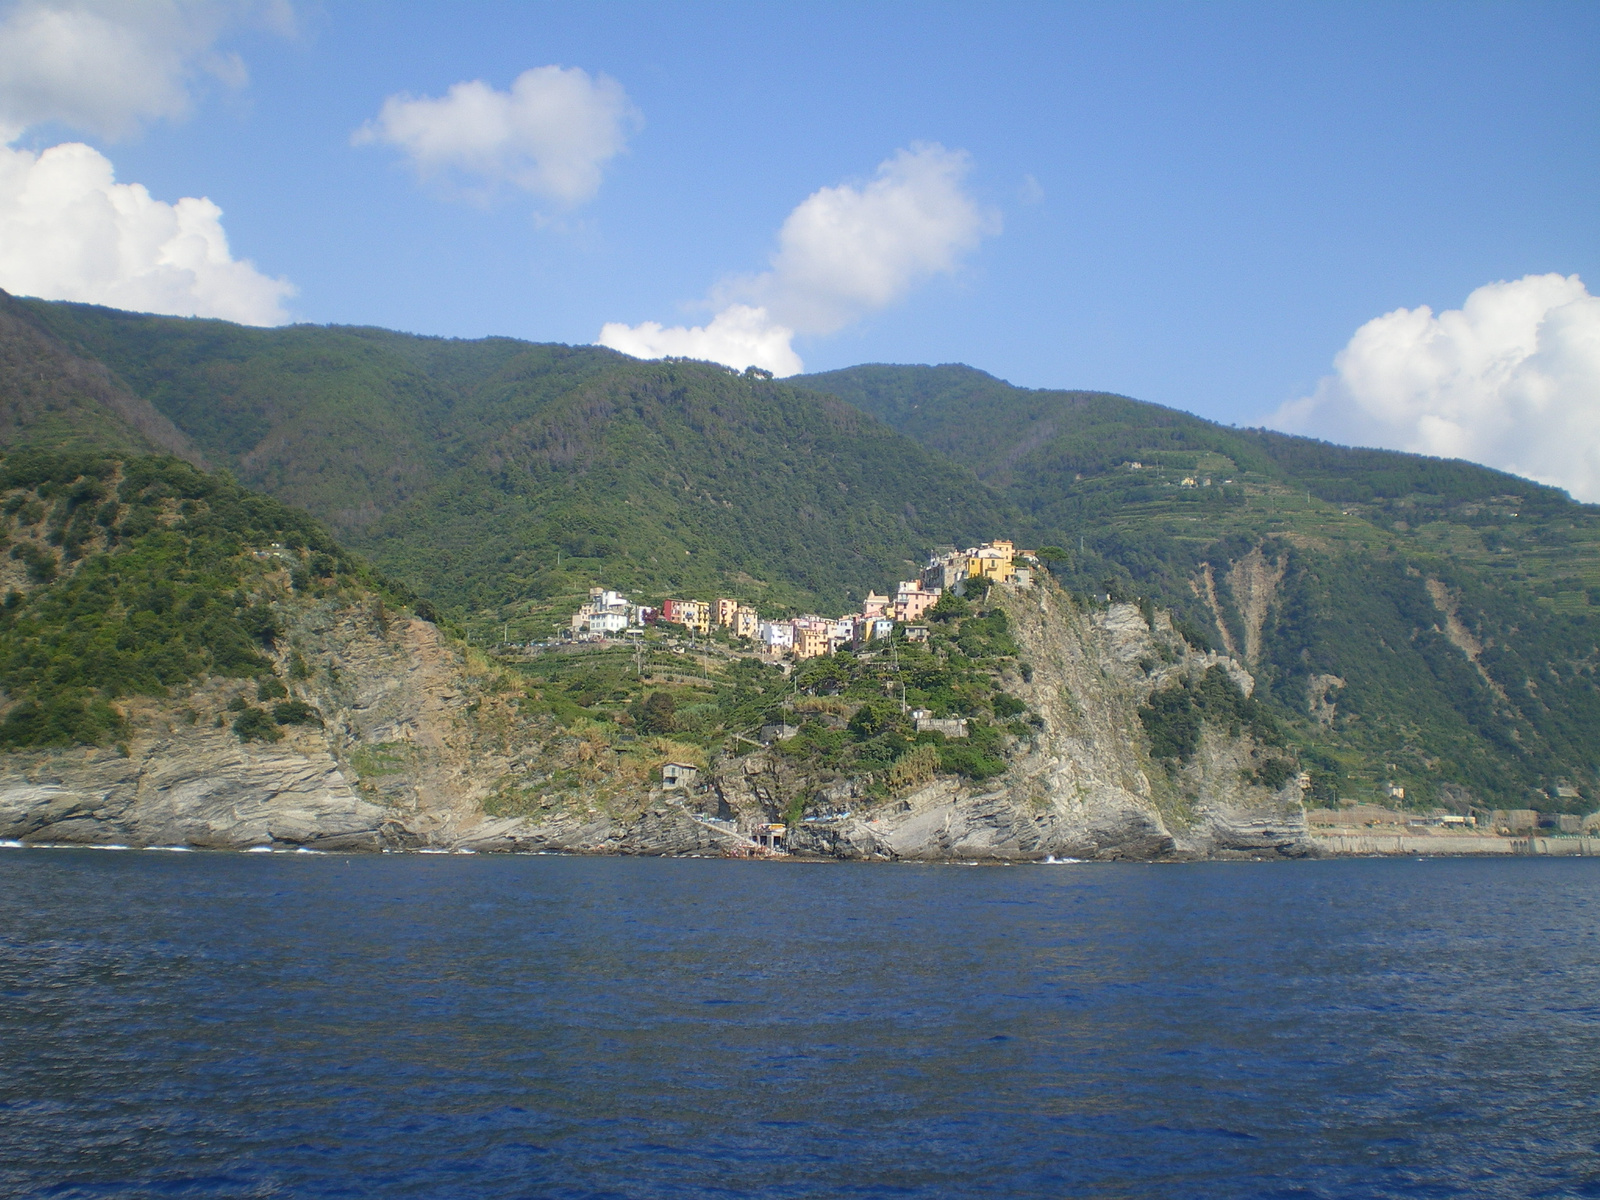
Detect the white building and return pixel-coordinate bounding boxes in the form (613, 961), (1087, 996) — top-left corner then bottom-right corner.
(587, 611), (628, 635)
(758, 621), (795, 649)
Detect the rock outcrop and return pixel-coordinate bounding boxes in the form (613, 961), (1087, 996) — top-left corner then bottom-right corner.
(772, 585), (1310, 861)
(0, 578), (1312, 859)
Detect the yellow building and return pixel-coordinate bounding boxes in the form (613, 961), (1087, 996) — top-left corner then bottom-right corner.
(966, 539), (1015, 584)
(715, 598), (739, 627)
(665, 599), (712, 634)
(793, 625), (829, 660)
(734, 605), (759, 639)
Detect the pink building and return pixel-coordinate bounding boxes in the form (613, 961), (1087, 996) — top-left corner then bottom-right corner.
(894, 581), (942, 623)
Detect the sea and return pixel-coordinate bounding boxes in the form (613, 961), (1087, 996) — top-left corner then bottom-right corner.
(0, 849), (1596, 1199)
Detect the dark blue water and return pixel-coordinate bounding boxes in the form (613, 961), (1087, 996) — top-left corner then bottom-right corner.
(1, 851), (1597, 1199)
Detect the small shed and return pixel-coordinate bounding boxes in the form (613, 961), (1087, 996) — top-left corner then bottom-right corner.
(662, 762), (699, 790)
(753, 823), (787, 851)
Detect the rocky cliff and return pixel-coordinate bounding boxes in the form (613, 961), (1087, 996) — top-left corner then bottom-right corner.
(0, 573), (1311, 859)
(727, 584), (1311, 861)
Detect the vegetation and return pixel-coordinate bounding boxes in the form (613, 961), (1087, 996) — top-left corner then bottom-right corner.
(796, 364), (1600, 812)
(1139, 664), (1292, 788)
(4, 299), (1596, 812)
(505, 599), (1036, 806)
(0, 450), (405, 749)
(13, 300), (1008, 625)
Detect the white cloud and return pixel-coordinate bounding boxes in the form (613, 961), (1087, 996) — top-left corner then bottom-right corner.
(598, 143), (997, 375)
(0, 140), (293, 324)
(354, 66), (637, 207)
(597, 305), (803, 378)
(1272, 274), (1600, 502)
(0, 1), (290, 142)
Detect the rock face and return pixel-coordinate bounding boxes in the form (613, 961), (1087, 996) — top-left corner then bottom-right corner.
(773, 586), (1311, 861)
(0, 591), (750, 855)
(0, 580), (1311, 859)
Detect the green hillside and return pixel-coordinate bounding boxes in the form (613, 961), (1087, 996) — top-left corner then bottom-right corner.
(0, 291), (201, 463)
(794, 364), (1600, 812)
(0, 448), (407, 748)
(2, 297), (1595, 813)
(13, 301), (1009, 626)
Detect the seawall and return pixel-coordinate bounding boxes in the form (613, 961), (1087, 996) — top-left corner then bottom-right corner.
(1313, 833), (1600, 857)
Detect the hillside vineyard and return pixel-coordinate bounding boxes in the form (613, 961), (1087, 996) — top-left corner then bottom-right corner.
(0, 290), (1596, 854)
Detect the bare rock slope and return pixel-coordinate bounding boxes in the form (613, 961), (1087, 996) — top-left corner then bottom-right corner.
(770, 585), (1310, 861)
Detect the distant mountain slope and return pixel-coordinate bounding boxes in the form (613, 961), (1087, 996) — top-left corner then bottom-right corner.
(795, 364), (1600, 812)
(359, 360), (1011, 612)
(7, 300), (1010, 616)
(0, 291), (201, 464)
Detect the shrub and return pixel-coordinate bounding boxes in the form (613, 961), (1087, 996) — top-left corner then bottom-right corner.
(847, 702), (892, 738)
(1253, 757), (1297, 790)
(0, 695), (122, 748)
(232, 706), (282, 742)
(11, 542), (57, 584)
(992, 693), (1027, 718)
(1140, 665), (1289, 764)
(272, 700), (321, 725)
(938, 743), (1007, 780)
(635, 691), (677, 734)
(888, 743), (941, 790)
(1139, 685), (1203, 761)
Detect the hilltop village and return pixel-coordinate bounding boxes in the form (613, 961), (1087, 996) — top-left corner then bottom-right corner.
(569, 540), (1038, 659)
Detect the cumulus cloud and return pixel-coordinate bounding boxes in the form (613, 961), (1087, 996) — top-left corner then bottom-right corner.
(354, 66), (637, 207)
(597, 305), (803, 378)
(1272, 274), (1600, 503)
(0, 0), (290, 142)
(0, 140), (293, 324)
(597, 142), (998, 375)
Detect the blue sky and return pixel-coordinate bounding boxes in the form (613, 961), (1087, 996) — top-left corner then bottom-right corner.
(1, 1), (1597, 490)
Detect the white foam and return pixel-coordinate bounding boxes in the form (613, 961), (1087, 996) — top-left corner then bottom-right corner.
(87, 844), (131, 851)
(0, 839), (23, 848)
(294, 847), (326, 854)
(1042, 856), (1084, 864)
(245, 845), (276, 853)
(145, 845), (193, 852)
(418, 848), (449, 854)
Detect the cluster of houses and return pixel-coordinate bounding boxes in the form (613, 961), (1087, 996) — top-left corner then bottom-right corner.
(568, 539), (1037, 660)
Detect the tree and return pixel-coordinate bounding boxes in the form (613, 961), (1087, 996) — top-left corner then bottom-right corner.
(637, 691), (677, 734)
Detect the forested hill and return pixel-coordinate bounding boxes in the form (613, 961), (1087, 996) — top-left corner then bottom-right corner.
(794, 364), (1600, 813)
(0, 292), (202, 464)
(7, 297), (1009, 616)
(2, 295), (1597, 811)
